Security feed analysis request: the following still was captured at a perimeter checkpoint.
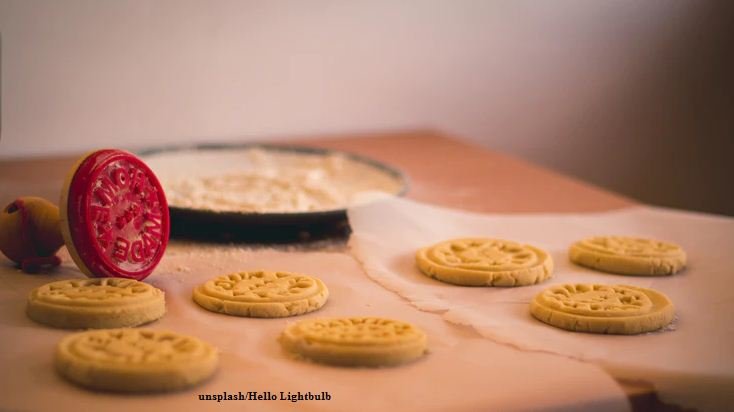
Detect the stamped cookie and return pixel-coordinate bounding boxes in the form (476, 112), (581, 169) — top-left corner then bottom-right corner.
(56, 328), (218, 392)
(530, 284), (675, 334)
(569, 236), (686, 276)
(279, 317), (427, 367)
(416, 238), (553, 286)
(27, 278), (165, 329)
(193, 270), (329, 318)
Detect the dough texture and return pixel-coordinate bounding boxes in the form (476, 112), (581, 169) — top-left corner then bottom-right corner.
(279, 317), (428, 367)
(27, 278), (165, 329)
(55, 328), (218, 392)
(569, 236), (686, 276)
(416, 238), (553, 286)
(193, 270), (329, 318)
(530, 284), (675, 334)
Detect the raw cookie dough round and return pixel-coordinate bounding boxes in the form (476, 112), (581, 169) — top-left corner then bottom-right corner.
(193, 270), (329, 318)
(280, 317), (428, 367)
(416, 238), (553, 286)
(56, 328), (218, 392)
(530, 284), (675, 334)
(27, 278), (165, 329)
(569, 236), (686, 276)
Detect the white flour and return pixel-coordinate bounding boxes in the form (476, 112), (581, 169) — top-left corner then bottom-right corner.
(144, 148), (404, 213)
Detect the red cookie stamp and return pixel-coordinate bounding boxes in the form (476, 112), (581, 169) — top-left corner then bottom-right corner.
(60, 149), (170, 280)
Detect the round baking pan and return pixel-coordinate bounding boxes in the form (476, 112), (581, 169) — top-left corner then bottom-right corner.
(137, 143), (409, 243)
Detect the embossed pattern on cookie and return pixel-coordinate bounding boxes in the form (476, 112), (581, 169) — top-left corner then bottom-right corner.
(56, 328), (218, 392)
(530, 284), (675, 334)
(569, 236), (686, 275)
(27, 278), (165, 329)
(193, 270), (329, 318)
(416, 238), (553, 286)
(280, 317), (428, 367)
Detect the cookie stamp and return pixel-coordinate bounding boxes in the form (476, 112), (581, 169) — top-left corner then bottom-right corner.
(60, 149), (170, 280)
(569, 236), (686, 276)
(27, 278), (165, 329)
(280, 317), (428, 367)
(193, 270), (329, 318)
(416, 238), (553, 286)
(530, 283), (675, 334)
(55, 328), (218, 392)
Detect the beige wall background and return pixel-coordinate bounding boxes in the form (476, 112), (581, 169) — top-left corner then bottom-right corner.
(1, 1), (732, 215)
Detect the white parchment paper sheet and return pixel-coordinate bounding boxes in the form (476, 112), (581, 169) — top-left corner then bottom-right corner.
(348, 197), (734, 411)
(0, 246), (627, 411)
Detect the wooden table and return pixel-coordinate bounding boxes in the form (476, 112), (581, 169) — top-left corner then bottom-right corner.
(0, 130), (633, 213)
(0, 130), (679, 411)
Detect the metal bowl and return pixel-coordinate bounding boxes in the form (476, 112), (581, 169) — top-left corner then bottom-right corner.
(137, 143), (408, 243)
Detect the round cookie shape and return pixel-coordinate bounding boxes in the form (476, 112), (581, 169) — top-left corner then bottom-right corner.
(280, 317), (428, 367)
(193, 270), (329, 318)
(530, 283), (675, 334)
(27, 278), (165, 329)
(60, 149), (170, 280)
(56, 328), (218, 392)
(416, 238), (553, 286)
(569, 236), (686, 276)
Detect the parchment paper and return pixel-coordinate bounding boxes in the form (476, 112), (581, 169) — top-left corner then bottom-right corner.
(0, 246), (627, 411)
(347, 197), (734, 411)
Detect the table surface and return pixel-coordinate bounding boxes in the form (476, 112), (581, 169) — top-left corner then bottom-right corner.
(0, 130), (635, 213)
(0, 130), (679, 411)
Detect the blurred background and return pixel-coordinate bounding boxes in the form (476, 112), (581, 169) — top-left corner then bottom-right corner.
(1, 0), (732, 215)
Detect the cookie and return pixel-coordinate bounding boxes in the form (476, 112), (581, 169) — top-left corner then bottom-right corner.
(27, 278), (165, 329)
(55, 328), (218, 392)
(569, 236), (686, 276)
(193, 270), (329, 318)
(530, 284), (675, 334)
(416, 238), (553, 286)
(279, 317), (427, 367)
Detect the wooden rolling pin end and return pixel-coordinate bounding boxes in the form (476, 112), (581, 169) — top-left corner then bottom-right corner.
(0, 197), (64, 272)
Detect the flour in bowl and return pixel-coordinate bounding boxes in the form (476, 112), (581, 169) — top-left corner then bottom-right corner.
(143, 148), (404, 213)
